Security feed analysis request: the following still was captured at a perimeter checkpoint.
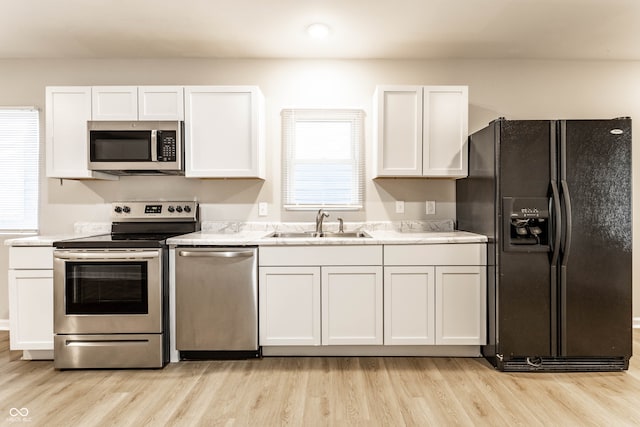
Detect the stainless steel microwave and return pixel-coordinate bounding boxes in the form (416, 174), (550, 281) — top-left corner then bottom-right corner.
(88, 120), (183, 175)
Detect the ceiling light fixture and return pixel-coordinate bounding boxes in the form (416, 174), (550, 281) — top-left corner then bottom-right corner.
(306, 23), (330, 40)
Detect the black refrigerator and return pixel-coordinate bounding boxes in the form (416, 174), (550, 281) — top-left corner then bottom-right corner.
(456, 118), (632, 371)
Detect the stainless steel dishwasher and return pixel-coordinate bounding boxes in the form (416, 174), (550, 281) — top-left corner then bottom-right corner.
(175, 247), (259, 359)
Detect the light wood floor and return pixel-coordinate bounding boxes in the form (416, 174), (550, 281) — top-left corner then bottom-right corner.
(1, 331), (640, 426)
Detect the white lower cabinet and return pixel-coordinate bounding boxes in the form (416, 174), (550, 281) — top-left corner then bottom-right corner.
(259, 267), (321, 346)
(383, 244), (487, 346)
(384, 266), (436, 345)
(258, 246), (383, 347)
(436, 266), (486, 345)
(258, 243), (486, 354)
(322, 266), (383, 345)
(8, 246), (55, 358)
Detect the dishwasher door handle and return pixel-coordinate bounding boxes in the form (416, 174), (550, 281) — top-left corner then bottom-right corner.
(178, 250), (254, 258)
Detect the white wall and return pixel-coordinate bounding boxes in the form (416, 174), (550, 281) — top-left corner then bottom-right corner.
(0, 58), (638, 324)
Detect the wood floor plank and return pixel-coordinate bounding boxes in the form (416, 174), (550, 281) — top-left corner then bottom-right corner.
(1, 330), (639, 426)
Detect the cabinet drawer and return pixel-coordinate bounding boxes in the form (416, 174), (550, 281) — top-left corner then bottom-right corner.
(259, 245), (382, 266)
(9, 247), (54, 269)
(384, 244), (485, 266)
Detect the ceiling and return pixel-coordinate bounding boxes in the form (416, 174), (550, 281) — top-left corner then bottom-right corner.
(2, 0), (640, 60)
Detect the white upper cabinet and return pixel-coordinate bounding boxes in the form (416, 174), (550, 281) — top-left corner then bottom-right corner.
(373, 85), (468, 178)
(184, 86), (265, 178)
(423, 86), (469, 177)
(92, 86), (184, 121)
(374, 86), (423, 176)
(45, 86), (115, 179)
(138, 86), (184, 120)
(91, 86), (138, 120)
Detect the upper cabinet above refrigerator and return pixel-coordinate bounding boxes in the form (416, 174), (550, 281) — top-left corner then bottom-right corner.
(373, 85), (469, 178)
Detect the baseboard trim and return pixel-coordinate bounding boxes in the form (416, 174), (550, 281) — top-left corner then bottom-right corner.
(262, 345), (482, 357)
(0, 319), (9, 331)
(634, 317), (640, 329)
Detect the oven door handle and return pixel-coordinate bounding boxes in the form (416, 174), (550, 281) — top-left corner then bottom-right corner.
(64, 339), (150, 347)
(54, 251), (160, 260)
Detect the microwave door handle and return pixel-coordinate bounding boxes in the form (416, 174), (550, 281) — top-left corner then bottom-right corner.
(151, 130), (158, 161)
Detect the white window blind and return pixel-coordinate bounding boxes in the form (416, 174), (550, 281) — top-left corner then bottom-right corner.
(0, 108), (39, 232)
(282, 109), (364, 210)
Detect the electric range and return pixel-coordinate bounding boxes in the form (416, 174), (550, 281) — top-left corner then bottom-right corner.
(52, 201), (199, 369)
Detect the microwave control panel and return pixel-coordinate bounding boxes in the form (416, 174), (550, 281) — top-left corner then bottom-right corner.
(158, 131), (177, 161)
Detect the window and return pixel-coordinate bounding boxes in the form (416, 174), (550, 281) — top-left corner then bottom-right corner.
(282, 109), (364, 210)
(0, 108), (39, 232)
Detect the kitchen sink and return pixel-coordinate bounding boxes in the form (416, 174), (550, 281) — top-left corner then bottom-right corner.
(268, 231), (371, 238)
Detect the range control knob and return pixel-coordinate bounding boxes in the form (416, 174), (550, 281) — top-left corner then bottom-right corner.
(114, 206), (123, 213)
(168, 206), (175, 213)
(122, 206), (131, 214)
(183, 205), (191, 213)
(176, 206), (183, 213)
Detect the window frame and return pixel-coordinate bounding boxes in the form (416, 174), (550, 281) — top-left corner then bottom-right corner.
(281, 108), (364, 211)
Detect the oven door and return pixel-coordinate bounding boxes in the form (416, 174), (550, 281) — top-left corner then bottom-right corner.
(53, 249), (162, 334)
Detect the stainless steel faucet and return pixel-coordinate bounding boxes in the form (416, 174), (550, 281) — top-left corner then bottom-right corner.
(315, 209), (329, 235)
(337, 217), (344, 233)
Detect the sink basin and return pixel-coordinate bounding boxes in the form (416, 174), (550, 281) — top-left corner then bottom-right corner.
(268, 231), (371, 238)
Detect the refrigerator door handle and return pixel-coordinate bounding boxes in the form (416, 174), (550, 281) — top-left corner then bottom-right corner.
(560, 179), (573, 265)
(550, 181), (562, 266)
(558, 120), (573, 266)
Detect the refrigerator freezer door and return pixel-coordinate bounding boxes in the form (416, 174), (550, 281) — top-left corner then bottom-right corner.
(560, 119), (632, 358)
(497, 120), (555, 359)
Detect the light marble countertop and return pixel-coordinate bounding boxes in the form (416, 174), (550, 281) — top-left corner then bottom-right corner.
(5, 220), (487, 247)
(167, 230), (487, 246)
(3, 234), (82, 247)
(169, 219), (486, 245)
(4, 222), (111, 247)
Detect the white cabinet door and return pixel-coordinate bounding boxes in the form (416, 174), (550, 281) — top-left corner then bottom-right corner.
(8, 269), (54, 350)
(322, 266), (383, 345)
(45, 86), (115, 179)
(373, 85), (468, 178)
(91, 86), (138, 120)
(138, 86), (184, 120)
(373, 86), (423, 177)
(259, 267), (321, 346)
(184, 86), (265, 178)
(435, 266), (486, 345)
(423, 86), (468, 177)
(384, 266), (435, 345)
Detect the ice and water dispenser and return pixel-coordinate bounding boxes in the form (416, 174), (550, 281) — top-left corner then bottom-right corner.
(503, 197), (550, 252)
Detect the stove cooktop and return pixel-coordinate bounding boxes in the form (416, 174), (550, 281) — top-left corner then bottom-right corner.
(53, 233), (178, 249)
(54, 201), (200, 249)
